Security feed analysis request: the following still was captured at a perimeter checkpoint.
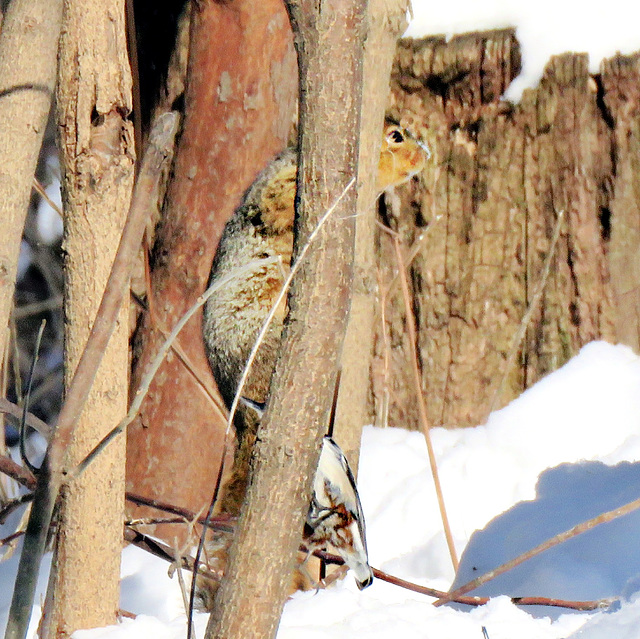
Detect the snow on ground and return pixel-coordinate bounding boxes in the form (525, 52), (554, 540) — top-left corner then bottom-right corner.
(4, 340), (640, 638)
(406, 0), (640, 100)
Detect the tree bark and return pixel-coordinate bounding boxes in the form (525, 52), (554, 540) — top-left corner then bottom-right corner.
(0, 0), (63, 396)
(602, 54), (640, 350)
(42, 0), (135, 635)
(205, 0), (367, 637)
(373, 30), (628, 430)
(332, 0), (410, 472)
(125, 0), (297, 543)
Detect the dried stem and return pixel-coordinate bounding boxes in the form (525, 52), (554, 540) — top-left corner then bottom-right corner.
(435, 492), (640, 606)
(487, 210), (565, 416)
(390, 232), (458, 571)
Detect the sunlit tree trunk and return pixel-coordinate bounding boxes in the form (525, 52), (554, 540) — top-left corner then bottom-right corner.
(0, 0), (63, 412)
(42, 0), (135, 635)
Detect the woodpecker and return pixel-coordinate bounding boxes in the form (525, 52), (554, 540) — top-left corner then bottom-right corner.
(305, 436), (374, 590)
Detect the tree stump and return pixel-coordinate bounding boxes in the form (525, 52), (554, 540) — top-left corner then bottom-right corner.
(376, 29), (638, 430)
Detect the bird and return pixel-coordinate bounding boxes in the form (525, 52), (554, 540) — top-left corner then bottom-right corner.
(305, 436), (373, 590)
(240, 395), (373, 588)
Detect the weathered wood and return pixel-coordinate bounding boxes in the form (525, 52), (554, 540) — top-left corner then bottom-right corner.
(601, 53), (640, 350)
(377, 30), (627, 430)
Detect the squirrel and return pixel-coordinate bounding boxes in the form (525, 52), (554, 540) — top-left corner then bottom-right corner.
(195, 121), (429, 607)
(202, 120), (429, 516)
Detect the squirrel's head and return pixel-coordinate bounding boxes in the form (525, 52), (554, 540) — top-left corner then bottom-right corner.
(377, 122), (430, 192)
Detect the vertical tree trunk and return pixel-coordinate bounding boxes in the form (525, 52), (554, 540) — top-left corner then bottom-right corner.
(206, 1), (367, 636)
(332, 0), (410, 471)
(43, 0), (135, 635)
(125, 0), (297, 542)
(0, 0), (63, 391)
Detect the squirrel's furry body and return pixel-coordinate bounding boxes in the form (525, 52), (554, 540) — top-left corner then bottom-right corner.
(203, 124), (428, 445)
(197, 122), (429, 605)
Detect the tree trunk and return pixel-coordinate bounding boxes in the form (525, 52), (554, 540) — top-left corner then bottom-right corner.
(0, 0), (63, 399)
(331, 0), (409, 472)
(373, 30), (633, 430)
(205, 0), (367, 636)
(42, 0), (135, 635)
(125, 0), (297, 543)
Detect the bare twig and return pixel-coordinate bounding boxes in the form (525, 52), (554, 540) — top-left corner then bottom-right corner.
(0, 398), (52, 440)
(314, 551), (609, 611)
(0, 455), (36, 490)
(72, 257), (278, 479)
(130, 291), (228, 424)
(123, 527), (222, 585)
(4, 111), (180, 639)
(0, 493), (33, 524)
(390, 232), (458, 571)
(31, 177), (63, 218)
(435, 492), (640, 606)
(487, 210), (565, 416)
(125, 492), (235, 533)
(19, 319), (46, 474)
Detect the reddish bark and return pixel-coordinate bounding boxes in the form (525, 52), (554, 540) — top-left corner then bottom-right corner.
(126, 0), (297, 539)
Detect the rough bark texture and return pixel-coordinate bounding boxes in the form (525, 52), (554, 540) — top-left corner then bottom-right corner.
(374, 30), (627, 430)
(205, 0), (366, 636)
(125, 0), (297, 541)
(44, 0), (135, 635)
(332, 0), (410, 472)
(0, 0), (63, 390)
(602, 54), (640, 350)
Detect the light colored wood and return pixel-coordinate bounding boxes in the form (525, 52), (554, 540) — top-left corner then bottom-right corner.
(43, 0), (135, 634)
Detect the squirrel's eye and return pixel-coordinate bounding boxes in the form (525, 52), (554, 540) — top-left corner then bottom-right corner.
(387, 128), (404, 144)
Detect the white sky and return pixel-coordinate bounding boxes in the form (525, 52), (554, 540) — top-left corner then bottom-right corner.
(406, 0), (640, 100)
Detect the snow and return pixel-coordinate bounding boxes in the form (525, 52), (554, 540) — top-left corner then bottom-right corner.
(405, 0), (640, 100)
(4, 341), (640, 638)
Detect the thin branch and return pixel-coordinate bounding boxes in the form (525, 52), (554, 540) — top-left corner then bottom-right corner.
(71, 257), (278, 479)
(0, 455), (36, 490)
(123, 527), (223, 585)
(0, 532), (24, 549)
(0, 493), (34, 524)
(19, 319), (46, 474)
(0, 397), (52, 440)
(130, 292), (228, 424)
(125, 492), (235, 533)
(13, 296), (63, 320)
(487, 209), (565, 416)
(316, 551), (610, 611)
(31, 177), (63, 218)
(390, 232), (458, 571)
(435, 492), (640, 606)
